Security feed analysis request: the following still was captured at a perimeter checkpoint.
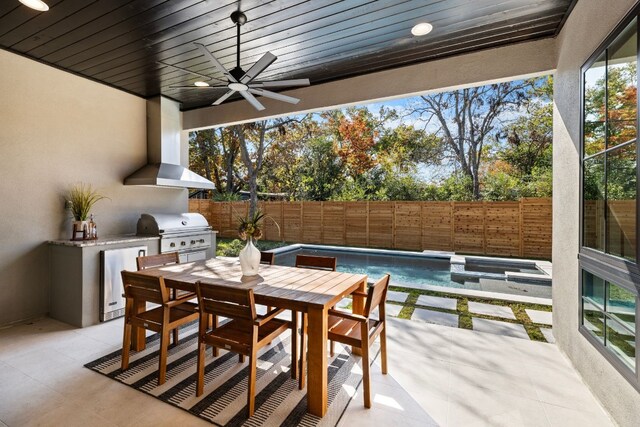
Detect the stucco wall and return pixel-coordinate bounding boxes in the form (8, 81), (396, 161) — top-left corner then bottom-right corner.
(553, 0), (640, 425)
(0, 50), (187, 326)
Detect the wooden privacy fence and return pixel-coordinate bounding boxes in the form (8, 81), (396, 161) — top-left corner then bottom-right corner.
(189, 198), (552, 259)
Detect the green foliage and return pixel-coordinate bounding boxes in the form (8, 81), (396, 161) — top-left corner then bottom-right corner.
(216, 239), (290, 257)
(216, 239), (246, 256)
(67, 183), (108, 221)
(299, 137), (344, 200)
(211, 191), (242, 201)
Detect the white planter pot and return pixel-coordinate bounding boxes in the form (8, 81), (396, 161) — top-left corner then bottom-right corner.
(239, 238), (261, 276)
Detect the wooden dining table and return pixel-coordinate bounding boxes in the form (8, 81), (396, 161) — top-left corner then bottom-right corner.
(131, 257), (368, 417)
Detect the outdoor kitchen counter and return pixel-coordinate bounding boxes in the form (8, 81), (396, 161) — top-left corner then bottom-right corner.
(48, 234), (159, 247)
(48, 235), (162, 327)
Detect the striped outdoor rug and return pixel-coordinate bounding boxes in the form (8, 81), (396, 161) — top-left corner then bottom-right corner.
(85, 322), (376, 427)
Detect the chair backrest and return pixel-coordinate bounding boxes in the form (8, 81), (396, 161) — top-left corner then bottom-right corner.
(137, 252), (180, 271)
(295, 254), (337, 271)
(195, 281), (257, 322)
(364, 274), (391, 318)
(121, 270), (169, 305)
(260, 251), (275, 265)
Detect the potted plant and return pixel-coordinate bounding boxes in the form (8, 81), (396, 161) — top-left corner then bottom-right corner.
(237, 210), (265, 276)
(67, 183), (107, 239)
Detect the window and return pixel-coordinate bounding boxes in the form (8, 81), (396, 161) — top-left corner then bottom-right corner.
(581, 13), (640, 388)
(582, 271), (636, 371)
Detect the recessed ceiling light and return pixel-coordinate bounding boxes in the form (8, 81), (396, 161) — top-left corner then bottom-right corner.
(19, 0), (49, 12)
(194, 81), (210, 87)
(411, 22), (433, 36)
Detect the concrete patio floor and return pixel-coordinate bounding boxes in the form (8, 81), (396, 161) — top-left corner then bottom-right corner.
(0, 316), (613, 426)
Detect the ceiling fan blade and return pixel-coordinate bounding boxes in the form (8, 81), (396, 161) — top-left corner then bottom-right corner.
(157, 61), (223, 83)
(194, 42), (237, 83)
(212, 89), (236, 106)
(169, 85), (227, 89)
(248, 88), (300, 104)
(239, 90), (265, 111)
(240, 52), (277, 84)
(250, 78), (310, 88)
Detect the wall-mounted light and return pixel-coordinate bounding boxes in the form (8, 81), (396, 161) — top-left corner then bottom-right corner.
(411, 22), (433, 37)
(19, 0), (49, 11)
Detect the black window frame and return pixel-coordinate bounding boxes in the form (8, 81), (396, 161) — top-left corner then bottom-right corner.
(579, 5), (640, 390)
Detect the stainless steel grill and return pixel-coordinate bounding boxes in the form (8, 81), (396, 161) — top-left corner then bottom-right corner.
(136, 213), (215, 262)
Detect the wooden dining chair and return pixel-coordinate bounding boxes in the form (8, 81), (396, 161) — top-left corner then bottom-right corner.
(260, 251), (276, 314)
(136, 252), (192, 345)
(136, 252), (180, 271)
(194, 281), (298, 417)
(295, 254), (337, 389)
(121, 270), (199, 386)
(327, 274), (390, 408)
(260, 251), (275, 265)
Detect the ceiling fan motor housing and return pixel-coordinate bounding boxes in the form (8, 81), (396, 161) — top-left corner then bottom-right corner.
(230, 66), (246, 81)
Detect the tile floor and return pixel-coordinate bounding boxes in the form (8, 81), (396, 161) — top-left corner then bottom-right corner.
(0, 316), (613, 426)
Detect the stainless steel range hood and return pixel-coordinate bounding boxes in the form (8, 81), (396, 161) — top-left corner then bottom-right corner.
(124, 96), (215, 189)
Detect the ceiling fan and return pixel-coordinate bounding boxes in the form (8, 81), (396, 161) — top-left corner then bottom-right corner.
(161, 10), (310, 111)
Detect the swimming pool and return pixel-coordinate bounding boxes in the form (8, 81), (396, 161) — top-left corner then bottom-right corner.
(271, 244), (551, 298)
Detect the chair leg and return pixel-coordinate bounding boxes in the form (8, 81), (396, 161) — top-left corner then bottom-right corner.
(172, 328), (179, 346)
(211, 315), (219, 357)
(158, 327), (170, 386)
(380, 324), (388, 375)
(121, 321), (131, 370)
(290, 310), (298, 380)
(239, 354), (246, 363)
(299, 313), (307, 390)
(330, 340), (335, 357)
(360, 323), (371, 408)
(247, 351), (257, 417)
(196, 340), (206, 397)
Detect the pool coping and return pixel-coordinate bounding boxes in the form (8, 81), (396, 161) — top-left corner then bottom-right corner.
(269, 243), (553, 305)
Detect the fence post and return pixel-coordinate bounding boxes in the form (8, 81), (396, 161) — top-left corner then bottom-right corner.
(320, 201), (324, 244)
(392, 201), (397, 249)
(366, 201), (370, 248)
(482, 201), (487, 254)
(519, 198), (524, 257)
(300, 201), (305, 243)
(450, 201), (455, 252)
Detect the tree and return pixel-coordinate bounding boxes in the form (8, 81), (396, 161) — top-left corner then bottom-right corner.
(299, 137), (344, 200)
(410, 80), (534, 199)
(234, 117), (307, 216)
(189, 127), (241, 195)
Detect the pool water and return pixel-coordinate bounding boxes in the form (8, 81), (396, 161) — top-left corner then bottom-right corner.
(273, 247), (550, 298)
(275, 248), (452, 288)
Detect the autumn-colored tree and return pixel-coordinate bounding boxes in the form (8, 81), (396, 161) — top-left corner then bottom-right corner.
(324, 108), (380, 178)
(584, 62), (637, 154)
(189, 127), (241, 195)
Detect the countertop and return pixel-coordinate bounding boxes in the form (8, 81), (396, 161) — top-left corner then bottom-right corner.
(48, 234), (160, 247)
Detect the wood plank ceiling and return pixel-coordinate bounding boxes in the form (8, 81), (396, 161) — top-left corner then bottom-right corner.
(0, 0), (575, 111)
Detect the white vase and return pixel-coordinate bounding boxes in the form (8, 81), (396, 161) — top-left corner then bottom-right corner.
(239, 238), (261, 276)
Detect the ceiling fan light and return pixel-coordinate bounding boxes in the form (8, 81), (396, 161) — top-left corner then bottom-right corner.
(19, 0), (49, 11)
(194, 81), (210, 87)
(228, 82), (248, 91)
(411, 22), (433, 36)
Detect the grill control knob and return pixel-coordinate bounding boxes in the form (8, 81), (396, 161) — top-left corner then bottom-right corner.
(190, 240), (196, 245)
(180, 241), (186, 246)
(199, 239), (205, 243)
(169, 242), (176, 247)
